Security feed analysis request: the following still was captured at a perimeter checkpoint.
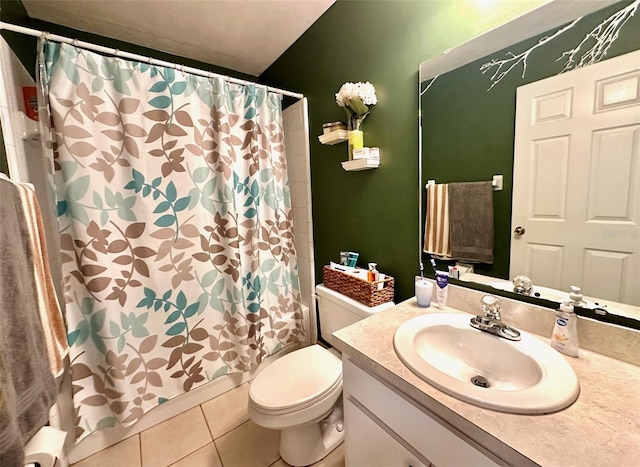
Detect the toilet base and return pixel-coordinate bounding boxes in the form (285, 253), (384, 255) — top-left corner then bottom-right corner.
(279, 401), (344, 466)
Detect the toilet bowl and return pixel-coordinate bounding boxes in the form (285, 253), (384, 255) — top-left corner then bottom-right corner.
(248, 284), (395, 466)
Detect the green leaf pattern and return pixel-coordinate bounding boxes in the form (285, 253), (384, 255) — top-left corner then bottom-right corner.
(42, 41), (303, 442)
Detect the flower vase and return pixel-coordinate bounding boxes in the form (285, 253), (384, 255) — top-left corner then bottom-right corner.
(347, 123), (364, 160)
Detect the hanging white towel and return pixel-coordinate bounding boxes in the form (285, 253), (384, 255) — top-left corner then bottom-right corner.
(423, 183), (451, 258)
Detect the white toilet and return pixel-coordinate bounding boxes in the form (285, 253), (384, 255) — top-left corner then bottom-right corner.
(248, 284), (394, 466)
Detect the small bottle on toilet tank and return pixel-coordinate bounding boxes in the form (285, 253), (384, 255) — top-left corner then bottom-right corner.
(367, 263), (378, 282)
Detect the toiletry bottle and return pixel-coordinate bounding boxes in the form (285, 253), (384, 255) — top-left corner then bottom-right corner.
(347, 252), (359, 268)
(550, 303), (579, 357)
(569, 286), (586, 307)
(367, 263), (378, 282)
(435, 271), (449, 309)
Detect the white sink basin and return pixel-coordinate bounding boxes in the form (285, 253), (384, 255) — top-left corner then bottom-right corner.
(394, 313), (579, 414)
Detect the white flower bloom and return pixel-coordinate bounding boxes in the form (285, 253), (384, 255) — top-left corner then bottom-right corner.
(335, 81), (377, 108)
(335, 81), (377, 131)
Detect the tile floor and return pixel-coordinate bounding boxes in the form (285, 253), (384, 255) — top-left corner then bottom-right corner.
(70, 382), (345, 467)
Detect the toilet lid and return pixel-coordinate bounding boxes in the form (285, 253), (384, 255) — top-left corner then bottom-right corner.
(249, 345), (342, 411)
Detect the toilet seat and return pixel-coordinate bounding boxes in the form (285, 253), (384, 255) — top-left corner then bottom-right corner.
(249, 345), (342, 414)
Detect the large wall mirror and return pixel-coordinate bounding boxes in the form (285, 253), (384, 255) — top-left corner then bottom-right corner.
(419, 0), (640, 328)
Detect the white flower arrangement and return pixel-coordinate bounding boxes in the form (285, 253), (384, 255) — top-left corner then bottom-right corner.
(335, 81), (377, 131)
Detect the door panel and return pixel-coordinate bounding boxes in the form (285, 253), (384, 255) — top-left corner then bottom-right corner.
(512, 50), (640, 305)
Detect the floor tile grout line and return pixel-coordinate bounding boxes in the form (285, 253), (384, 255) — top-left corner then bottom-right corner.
(164, 440), (219, 467)
(199, 401), (224, 466)
(197, 399), (226, 467)
(203, 382), (252, 441)
(139, 406), (214, 467)
(79, 383), (264, 467)
(198, 404), (216, 442)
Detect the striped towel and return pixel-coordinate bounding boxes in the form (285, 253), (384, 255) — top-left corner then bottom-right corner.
(423, 183), (451, 258)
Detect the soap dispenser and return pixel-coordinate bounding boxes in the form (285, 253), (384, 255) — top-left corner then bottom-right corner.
(550, 302), (579, 357)
(569, 285), (587, 307)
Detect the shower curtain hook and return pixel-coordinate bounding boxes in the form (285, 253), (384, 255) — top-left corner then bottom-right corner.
(72, 38), (79, 48)
(114, 49), (120, 60)
(147, 55), (153, 65)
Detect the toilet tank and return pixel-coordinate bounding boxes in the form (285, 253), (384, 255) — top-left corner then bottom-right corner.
(315, 284), (395, 346)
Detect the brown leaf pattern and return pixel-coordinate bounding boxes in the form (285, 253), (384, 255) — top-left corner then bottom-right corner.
(43, 42), (305, 441)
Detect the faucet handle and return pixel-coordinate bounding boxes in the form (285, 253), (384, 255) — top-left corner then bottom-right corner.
(481, 295), (501, 319)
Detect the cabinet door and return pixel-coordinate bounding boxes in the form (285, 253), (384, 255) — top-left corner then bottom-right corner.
(345, 397), (430, 467)
(344, 358), (501, 466)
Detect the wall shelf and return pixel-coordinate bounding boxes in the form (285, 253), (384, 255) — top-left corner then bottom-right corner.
(318, 130), (348, 145)
(341, 159), (379, 171)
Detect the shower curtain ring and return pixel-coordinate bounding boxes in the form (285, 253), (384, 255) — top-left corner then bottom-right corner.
(72, 38), (79, 47)
(114, 49), (120, 59)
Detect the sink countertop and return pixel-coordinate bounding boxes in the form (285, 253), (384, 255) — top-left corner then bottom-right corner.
(332, 299), (640, 467)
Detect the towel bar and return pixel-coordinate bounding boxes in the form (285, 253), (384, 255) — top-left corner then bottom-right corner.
(426, 175), (503, 191)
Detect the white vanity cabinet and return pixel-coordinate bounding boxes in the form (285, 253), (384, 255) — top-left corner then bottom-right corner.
(343, 357), (501, 467)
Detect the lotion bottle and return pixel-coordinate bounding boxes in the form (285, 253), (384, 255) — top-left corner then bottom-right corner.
(550, 302), (579, 357)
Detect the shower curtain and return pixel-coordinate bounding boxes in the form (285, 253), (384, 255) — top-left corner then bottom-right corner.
(38, 41), (305, 441)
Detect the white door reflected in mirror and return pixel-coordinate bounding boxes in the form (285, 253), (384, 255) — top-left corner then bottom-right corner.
(511, 50), (640, 307)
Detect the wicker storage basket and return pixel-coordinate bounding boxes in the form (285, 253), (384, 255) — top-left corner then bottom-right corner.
(322, 265), (394, 307)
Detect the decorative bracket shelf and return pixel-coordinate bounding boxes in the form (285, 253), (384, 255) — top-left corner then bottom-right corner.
(319, 130), (379, 171)
(318, 130), (348, 145)
(341, 159), (379, 171)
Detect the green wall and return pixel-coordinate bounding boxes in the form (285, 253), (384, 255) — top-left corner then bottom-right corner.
(421, 1), (640, 280)
(4, 0), (633, 303)
(260, 0), (557, 301)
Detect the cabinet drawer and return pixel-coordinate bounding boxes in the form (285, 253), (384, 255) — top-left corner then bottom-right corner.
(344, 358), (499, 467)
(345, 397), (429, 467)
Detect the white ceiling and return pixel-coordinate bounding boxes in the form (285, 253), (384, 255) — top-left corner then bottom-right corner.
(21, 0), (336, 76)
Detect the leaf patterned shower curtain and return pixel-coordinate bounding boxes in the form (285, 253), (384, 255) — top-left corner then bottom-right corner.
(38, 41), (305, 440)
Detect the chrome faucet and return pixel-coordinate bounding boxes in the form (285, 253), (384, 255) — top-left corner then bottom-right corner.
(470, 295), (521, 341)
(512, 275), (533, 295)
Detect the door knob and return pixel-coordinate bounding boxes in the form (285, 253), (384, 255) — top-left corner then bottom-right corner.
(514, 226), (525, 236)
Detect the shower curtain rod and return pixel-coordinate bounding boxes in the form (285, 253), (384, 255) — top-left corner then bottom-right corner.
(0, 22), (304, 100)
